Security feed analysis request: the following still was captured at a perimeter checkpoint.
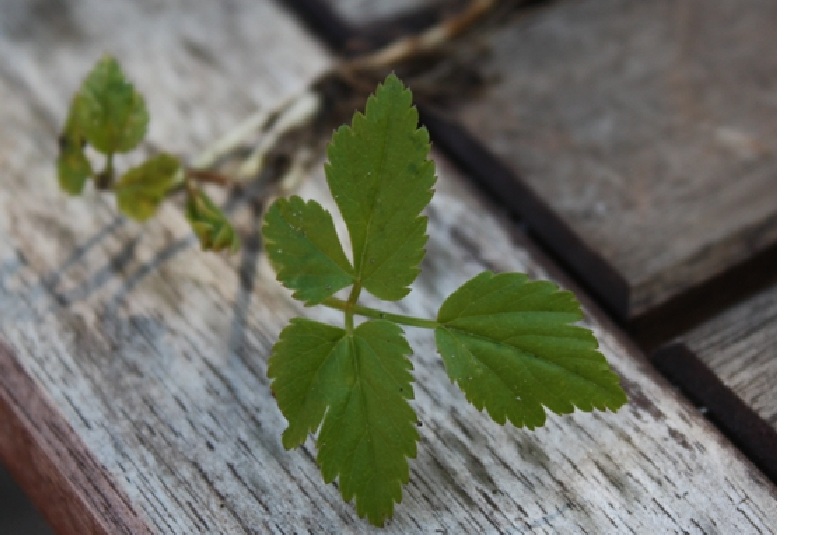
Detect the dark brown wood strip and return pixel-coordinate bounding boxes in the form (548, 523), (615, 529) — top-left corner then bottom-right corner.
(0, 341), (154, 535)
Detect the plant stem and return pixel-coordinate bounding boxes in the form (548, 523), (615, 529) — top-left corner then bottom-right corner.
(96, 152), (115, 189)
(185, 167), (233, 187)
(324, 297), (440, 330)
(344, 283), (362, 333)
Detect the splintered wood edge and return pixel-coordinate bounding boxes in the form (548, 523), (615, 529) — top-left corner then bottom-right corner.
(0, 339), (153, 535)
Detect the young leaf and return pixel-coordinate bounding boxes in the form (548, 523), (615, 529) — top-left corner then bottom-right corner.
(435, 272), (627, 429)
(57, 95), (93, 195)
(57, 145), (93, 195)
(325, 74), (435, 301)
(262, 197), (354, 305)
(115, 154), (180, 221)
(186, 187), (239, 252)
(72, 55), (148, 154)
(269, 318), (418, 526)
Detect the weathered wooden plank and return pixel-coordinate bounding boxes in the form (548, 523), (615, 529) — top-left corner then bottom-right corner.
(450, 0), (776, 320)
(1, 1), (776, 533)
(679, 286), (777, 429)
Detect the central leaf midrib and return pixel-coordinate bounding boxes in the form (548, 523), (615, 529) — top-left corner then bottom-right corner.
(355, 102), (397, 278)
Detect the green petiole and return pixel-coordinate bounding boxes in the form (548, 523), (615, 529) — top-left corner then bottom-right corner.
(323, 296), (440, 330)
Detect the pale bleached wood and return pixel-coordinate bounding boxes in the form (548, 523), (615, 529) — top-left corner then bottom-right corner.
(454, 0), (776, 318)
(1, 1), (775, 533)
(680, 287), (777, 429)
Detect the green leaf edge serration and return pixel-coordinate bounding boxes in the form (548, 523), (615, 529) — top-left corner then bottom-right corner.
(269, 318), (418, 527)
(436, 271), (627, 429)
(325, 73), (436, 301)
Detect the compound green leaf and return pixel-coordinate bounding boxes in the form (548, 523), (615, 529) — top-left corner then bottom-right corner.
(186, 187), (239, 252)
(115, 154), (180, 221)
(325, 74), (435, 301)
(263, 197), (354, 305)
(73, 55), (148, 154)
(269, 318), (418, 526)
(435, 272), (627, 429)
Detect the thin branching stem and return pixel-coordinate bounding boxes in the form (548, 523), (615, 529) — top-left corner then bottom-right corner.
(324, 296), (440, 330)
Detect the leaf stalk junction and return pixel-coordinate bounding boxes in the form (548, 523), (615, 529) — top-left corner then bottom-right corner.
(324, 295), (440, 331)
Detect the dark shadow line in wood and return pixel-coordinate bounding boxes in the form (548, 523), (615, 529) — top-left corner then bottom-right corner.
(227, 199), (264, 363)
(106, 185), (255, 315)
(30, 216), (125, 307)
(106, 235), (197, 315)
(275, 0), (353, 53)
(418, 106), (632, 316)
(651, 342), (776, 483)
(59, 237), (140, 305)
(628, 245), (776, 352)
(0, 340), (155, 535)
(32, 217), (123, 282)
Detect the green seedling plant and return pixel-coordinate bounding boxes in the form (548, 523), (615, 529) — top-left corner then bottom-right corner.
(58, 57), (627, 527)
(57, 55), (238, 251)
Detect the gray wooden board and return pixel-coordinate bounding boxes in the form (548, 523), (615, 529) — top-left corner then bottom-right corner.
(1, 0), (775, 533)
(678, 287), (777, 429)
(453, 0), (777, 319)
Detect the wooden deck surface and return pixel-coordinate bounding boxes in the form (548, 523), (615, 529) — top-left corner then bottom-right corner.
(0, 0), (776, 533)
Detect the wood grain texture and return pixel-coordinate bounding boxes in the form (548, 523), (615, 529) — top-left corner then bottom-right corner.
(679, 287), (777, 429)
(453, 0), (777, 319)
(1, 1), (775, 533)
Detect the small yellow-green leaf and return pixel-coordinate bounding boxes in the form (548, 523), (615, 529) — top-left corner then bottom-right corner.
(57, 145), (93, 195)
(436, 272), (627, 428)
(73, 55), (148, 154)
(186, 187), (239, 252)
(115, 154), (180, 221)
(56, 94), (94, 195)
(61, 93), (87, 146)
